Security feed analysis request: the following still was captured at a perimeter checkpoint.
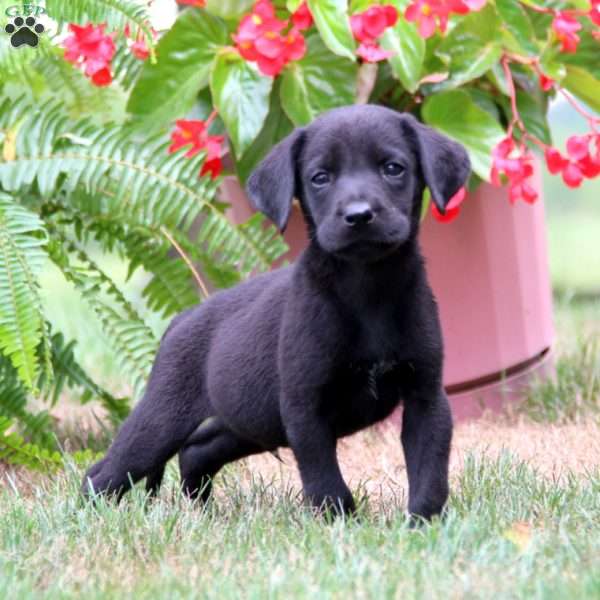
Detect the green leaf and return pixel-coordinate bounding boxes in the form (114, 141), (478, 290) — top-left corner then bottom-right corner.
(307, 0), (356, 61)
(205, 0), (254, 18)
(380, 10), (424, 93)
(287, 0), (303, 10)
(127, 9), (228, 130)
(235, 83), (294, 184)
(0, 195), (49, 390)
(495, 0), (538, 55)
(563, 66), (600, 114)
(515, 92), (551, 146)
(280, 34), (357, 126)
(211, 51), (273, 157)
(560, 31), (600, 81)
(435, 4), (502, 88)
(422, 90), (505, 180)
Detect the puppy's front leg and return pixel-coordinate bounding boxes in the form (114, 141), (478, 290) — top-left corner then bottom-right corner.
(283, 394), (355, 516)
(401, 383), (452, 521)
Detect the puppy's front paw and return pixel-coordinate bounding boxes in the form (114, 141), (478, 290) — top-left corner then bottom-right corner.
(306, 487), (356, 518)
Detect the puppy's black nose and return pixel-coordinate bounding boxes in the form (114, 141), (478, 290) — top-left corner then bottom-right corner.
(343, 202), (374, 227)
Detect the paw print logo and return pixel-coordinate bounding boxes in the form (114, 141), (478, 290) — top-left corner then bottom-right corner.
(4, 16), (45, 48)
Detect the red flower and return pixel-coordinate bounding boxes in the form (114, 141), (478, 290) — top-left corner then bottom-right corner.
(90, 67), (112, 87)
(356, 42), (394, 62)
(543, 135), (600, 187)
(490, 136), (538, 205)
(233, 0), (306, 76)
(350, 5), (398, 42)
(544, 147), (568, 174)
(63, 23), (116, 87)
(562, 162), (584, 188)
(176, 0), (206, 6)
(566, 135), (589, 161)
(168, 118), (224, 180)
(125, 25), (155, 60)
(589, 1), (600, 27)
(292, 2), (313, 31)
(431, 186), (466, 223)
(446, 0), (486, 15)
(405, 0), (486, 38)
(538, 74), (554, 92)
(405, 0), (449, 38)
(563, 134), (600, 183)
(552, 12), (581, 53)
(131, 39), (150, 60)
(350, 5), (398, 62)
(63, 23), (115, 64)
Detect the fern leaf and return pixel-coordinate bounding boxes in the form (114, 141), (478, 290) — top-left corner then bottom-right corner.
(38, 331), (130, 422)
(0, 356), (56, 448)
(0, 416), (62, 471)
(0, 96), (288, 278)
(0, 194), (51, 390)
(47, 228), (158, 398)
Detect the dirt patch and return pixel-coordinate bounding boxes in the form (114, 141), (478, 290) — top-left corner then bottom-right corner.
(239, 416), (600, 501)
(3, 415), (600, 501)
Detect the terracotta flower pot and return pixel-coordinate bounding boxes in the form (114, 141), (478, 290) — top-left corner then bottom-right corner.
(220, 163), (554, 420)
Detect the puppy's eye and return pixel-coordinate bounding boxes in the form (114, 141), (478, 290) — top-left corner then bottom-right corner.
(382, 162), (404, 177)
(311, 171), (330, 186)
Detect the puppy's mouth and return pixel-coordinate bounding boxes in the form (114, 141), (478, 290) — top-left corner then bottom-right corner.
(331, 239), (403, 261)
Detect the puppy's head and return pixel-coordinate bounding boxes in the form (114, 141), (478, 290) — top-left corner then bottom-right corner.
(247, 105), (470, 262)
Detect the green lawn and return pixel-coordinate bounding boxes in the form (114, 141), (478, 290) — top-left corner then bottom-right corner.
(1, 452), (599, 599)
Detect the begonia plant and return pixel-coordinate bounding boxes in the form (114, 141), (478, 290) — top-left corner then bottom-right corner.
(122, 0), (600, 222)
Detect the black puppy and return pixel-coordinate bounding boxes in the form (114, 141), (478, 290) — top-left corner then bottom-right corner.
(82, 104), (470, 519)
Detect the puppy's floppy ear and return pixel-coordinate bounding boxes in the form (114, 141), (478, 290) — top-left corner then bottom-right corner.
(399, 114), (471, 215)
(246, 128), (305, 231)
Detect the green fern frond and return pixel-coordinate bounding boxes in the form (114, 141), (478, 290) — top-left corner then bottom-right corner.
(0, 194), (51, 390)
(47, 197), (240, 316)
(0, 416), (62, 471)
(0, 35), (56, 84)
(35, 53), (128, 122)
(0, 356), (56, 448)
(47, 229), (158, 398)
(38, 331), (130, 422)
(112, 43), (145, 90)
(1, 96), (288, 277)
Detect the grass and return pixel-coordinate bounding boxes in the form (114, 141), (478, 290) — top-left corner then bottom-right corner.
(1, 452), (600, 600)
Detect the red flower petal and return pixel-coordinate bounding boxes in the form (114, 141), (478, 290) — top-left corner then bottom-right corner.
(256, 54), (286, 76)
(578, 155), (600, 179)
(383, 5), (399, 27)
(545, 147), (568, 174)
(539, 74), (554, 91)
(291, 2), (313, 31)
(200, 156), (223, 179)
(562, 162), (584, 188)
(131, 40), (150, 60)
(362, 7), (389, 39)
(255, 31), (285, 59)
(520, 181), (539, 204)
(566, 135), (589, 161)
(356, 42), (394, 62)
(90, 67), (112, 87)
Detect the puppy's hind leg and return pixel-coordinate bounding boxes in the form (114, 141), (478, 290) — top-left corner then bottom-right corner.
(145, 463), (166, 498)
(178, 418), (263, 503)
(82, 353), (209, 500)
